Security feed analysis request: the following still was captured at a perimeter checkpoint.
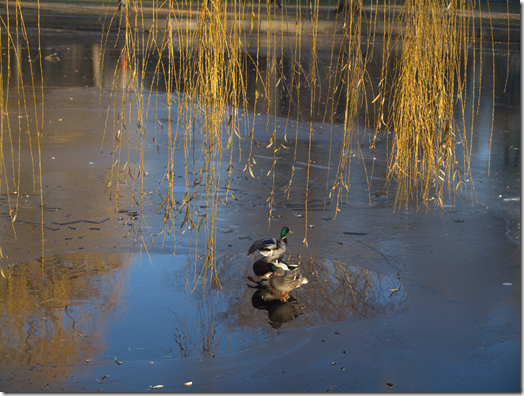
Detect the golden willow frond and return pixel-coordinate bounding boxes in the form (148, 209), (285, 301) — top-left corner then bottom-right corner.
(95, 0), (502, 288)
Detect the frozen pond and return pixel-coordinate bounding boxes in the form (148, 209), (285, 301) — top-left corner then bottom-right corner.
(0, 27), (520, 392)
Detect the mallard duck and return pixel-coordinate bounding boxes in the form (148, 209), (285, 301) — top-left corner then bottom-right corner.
(247, 257), (296, 288)
(247, 226), (292, 258)
(251, 256), (297, 280)
(269, 267), (308, 302)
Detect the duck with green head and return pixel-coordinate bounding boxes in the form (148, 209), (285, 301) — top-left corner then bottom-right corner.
(252, 256), (296, 279)
(247, 256), (297, 286)
(247, 226), (292, 258)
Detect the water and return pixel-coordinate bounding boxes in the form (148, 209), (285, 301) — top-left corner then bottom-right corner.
(0, 251), (407, 366)
(6, 29), (520, 126)
(0, 27), (519, 391)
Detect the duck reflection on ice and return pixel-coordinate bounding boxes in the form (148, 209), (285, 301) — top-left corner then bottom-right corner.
(268, 297), (303, 329)
(249, 284), (305, 329)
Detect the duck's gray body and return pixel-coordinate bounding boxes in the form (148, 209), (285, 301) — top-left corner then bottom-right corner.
(269, 267), (308, 300)
(247, 227), (291, 258)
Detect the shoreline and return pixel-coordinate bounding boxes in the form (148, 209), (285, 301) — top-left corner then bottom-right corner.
(0, 1), (519, 42)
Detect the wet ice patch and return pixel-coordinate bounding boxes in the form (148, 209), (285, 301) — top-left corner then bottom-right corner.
(295, 161), (331, 170)
(3, 252), (408, 364)
(253, 155), (281, 160)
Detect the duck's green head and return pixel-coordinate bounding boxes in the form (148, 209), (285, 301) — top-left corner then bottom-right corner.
(268, 262), (287, 275)
(281, 226), (292, 237)
(268, 262), (279, 272)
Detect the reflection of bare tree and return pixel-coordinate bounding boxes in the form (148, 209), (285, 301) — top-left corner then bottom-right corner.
(282, 254), (407, 328)
(169, 298), (226, 358)
(235, 253), (407, 330)
(177, 253), (407, 337)
(160, 252), (407, 355)
(0, 252), (130, 367)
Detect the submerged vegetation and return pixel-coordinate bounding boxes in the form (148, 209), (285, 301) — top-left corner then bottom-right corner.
(0, 0), (516, 285)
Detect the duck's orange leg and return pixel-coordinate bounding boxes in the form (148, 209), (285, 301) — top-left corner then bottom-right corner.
(279, 291), (288, 302)
(283, 291), (290, 303)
